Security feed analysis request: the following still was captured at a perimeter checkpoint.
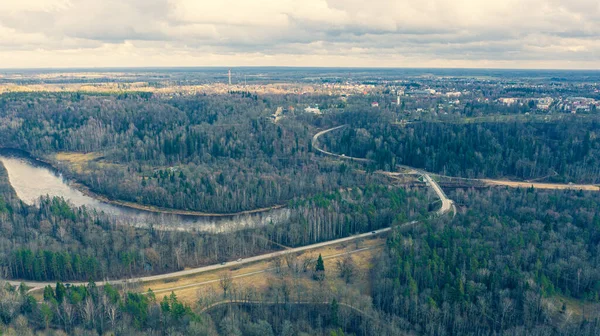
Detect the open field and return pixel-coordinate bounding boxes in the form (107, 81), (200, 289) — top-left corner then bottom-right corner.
(142, 236), (384, 305)
(55, 152), (102, 164)
(548, 295), (600, 323)
(20, 228), (392, 290)
(54, 152), (103, 172)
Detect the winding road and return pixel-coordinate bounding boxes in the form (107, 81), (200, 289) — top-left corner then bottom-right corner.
(312, 124), (598, 212)
(5, 125), (455, 291)
(423, 174), (456, 216)
(311, 125), (370, 163)
(4, 123), (591, 304)
(312, 125), (456, 217)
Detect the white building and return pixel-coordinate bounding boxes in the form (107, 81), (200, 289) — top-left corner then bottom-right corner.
(304, 106), (321, 114)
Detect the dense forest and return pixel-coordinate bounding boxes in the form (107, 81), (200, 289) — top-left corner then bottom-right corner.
(2, 87), (600, 335)
(321, 119), (600, 183)
(0, 281), (203, 335)
(5, 187), (599, 335)
(0, 160), (428, 282)
(0, 272), (387, 335)
(0, 92), (367, 213)
(371, 187), (600, 335)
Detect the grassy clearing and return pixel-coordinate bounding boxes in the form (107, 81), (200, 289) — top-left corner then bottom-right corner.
(143, 237), (385, 305)
(548, 295), (600, 322)
(54, 152), (103, 172)
(55, 152), (102, 163)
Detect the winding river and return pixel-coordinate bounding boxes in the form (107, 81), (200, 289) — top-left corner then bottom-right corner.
(0, 150), (290, 232)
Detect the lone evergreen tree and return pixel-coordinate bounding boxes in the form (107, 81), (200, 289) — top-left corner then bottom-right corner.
(314, 254), (326, 280)
(316, 254), (325, 272)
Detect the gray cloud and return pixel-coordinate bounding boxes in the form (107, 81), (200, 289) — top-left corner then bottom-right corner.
(0, 0), (598, 68)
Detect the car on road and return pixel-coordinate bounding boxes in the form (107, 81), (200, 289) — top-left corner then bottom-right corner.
(220, 262), (226, 265)
(371, 231), (377, 234)
(237, 258), (242, 262)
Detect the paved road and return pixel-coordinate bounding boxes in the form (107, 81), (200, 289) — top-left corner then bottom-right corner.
(6, 225), (401, 290)
(313, 125), (596, 216)
(311, 125), (370, 163)
(5, 124), (452, 291)
(313, 125), (455, 217)
(423, 174), (455, 216)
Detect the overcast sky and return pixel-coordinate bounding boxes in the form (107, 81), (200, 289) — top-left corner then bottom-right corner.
(0, 0), (598, 69)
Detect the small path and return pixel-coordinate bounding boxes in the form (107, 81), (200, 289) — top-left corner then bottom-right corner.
(199, 300), (375, 319)
(481, 179), (600, 191)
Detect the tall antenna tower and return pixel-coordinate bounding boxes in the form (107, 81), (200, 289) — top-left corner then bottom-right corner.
(228, 69), (232, 85)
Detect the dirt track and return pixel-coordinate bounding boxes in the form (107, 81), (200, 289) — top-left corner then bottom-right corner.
(481, 179), (600, 191)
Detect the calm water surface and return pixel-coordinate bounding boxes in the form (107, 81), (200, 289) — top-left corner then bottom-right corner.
(0, 153), (290, 232)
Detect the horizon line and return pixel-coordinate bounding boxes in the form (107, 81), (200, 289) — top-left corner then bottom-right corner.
(1, 65), (599, 72)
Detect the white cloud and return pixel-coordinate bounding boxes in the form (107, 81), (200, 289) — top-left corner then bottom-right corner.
(0, 0), (598, 68)
(0, 0), (71, 13)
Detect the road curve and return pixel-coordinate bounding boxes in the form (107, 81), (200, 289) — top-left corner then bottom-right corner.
(5, 125), (451, 290)
(313, 125), (455, 217)
(423, 174), (455, 216)
(312, 125), (371, 163)
(199, 300), (375, 318)
(315, 125), (598, 195)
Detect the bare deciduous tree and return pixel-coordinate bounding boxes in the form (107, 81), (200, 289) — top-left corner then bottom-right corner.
(301, 254), (315, 273)
(220, 272), (233, 298)
(285, 253), (299, 274)
(272, 256), (283, 274)
(336, 254), (356, 284)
